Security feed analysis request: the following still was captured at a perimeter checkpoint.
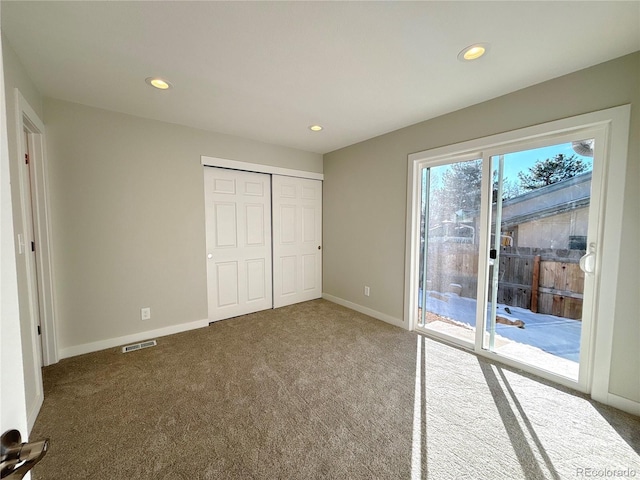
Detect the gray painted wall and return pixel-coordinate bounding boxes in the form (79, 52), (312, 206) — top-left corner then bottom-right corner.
(43, 98), (322, 351)
(323, 52), (640, 403)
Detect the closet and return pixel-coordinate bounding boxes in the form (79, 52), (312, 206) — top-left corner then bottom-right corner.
(204, 166), (322, 321)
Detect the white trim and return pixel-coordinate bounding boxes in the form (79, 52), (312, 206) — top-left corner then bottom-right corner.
(407, 107), (627, 163)
(201, 155), (324, 181)
(405, 105), (632, 406)
(59, 318), (211, 359)
(415, 325), (473, 350)
(403, 157), (420, 329)
(26, 393), (43, 433)
(16, 90), (44, 132)
(595, 393), (640, 417)
(588, 105), (631, 404)
(474, 154), (493, 351)
(15, 89), (59, 367)
(322, 293), (406, 329)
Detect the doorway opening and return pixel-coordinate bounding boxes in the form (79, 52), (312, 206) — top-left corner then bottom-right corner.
(22, 127), (45, 366)
(15, 90), (58, 431)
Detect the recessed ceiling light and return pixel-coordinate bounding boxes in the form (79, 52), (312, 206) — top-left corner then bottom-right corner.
(145, 77), (173, 90)
(309, 125), (323, 132)
(458, 43), (490, 62)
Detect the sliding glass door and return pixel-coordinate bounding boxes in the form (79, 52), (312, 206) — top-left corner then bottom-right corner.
(411, 127), (605, 389)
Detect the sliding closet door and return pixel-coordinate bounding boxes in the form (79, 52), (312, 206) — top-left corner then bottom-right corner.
(204, 167), (272, 322)
(272, 175), (322, 308)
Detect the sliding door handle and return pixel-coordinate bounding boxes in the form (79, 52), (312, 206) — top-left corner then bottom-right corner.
(579, 243), (596, 276)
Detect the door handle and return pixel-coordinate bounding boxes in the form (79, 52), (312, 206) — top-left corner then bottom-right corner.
(1, 429), (49, 479)
(579, 242), (596, 276)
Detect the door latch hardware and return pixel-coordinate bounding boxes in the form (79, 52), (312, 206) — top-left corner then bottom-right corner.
(1, 429), (49, 479)
(579, 242), (596, 276)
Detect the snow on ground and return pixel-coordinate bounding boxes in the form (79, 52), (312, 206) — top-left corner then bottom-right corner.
(419, 290), (581, 362)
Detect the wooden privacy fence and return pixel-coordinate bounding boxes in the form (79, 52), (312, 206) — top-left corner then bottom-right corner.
(424, 243), (479, 299)
(496, 247), (584, 320)
(425, 244), (585, 320)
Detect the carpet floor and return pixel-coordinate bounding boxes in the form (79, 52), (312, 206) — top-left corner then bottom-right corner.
(30, 299), (639, 479)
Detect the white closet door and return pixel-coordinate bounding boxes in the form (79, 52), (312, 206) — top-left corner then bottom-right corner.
(272, 175), (322, 308)
(204, 168), (272, 321)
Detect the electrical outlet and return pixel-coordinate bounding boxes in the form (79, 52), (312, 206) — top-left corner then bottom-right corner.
(141, 307), (151, 321)
(364, 286), (370, 297)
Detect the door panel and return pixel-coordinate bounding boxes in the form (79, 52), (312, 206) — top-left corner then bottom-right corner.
(245, 205), (266, 246)
(302, 254), (317, 290)
(484, 141), (595, 381)
(280, 256), (297, 296)
(216, 262), (239, 307)
(273, 176), (322, 307)
(303, 207), (316, 241)
(279, 205), (296, 243)
(416, 158), (482, 347)
(214, 203), (237, 247)
(205, 168), (272, 321)
(246, 259), (266, 301)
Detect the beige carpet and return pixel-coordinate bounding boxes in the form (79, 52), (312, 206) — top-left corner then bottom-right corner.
(30, 299), (639, 479)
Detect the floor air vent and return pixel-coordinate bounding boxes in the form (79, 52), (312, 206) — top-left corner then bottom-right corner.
(122, 340), (157, 353)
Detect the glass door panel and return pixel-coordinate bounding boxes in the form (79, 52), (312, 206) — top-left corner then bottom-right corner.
(484, 140), (594, 380)
(418, 159), (482, 346)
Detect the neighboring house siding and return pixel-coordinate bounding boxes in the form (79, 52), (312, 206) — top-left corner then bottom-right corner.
(499, 172), (591, 249)
(517, 207), (589, 249)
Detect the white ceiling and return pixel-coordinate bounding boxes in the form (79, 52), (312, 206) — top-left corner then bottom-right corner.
(2, 1), (639, 154)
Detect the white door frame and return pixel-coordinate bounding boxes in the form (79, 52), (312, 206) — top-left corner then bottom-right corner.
(201, 156), (324, 181)
(15, 90), (58, 367)
(404, 106), (631, 404)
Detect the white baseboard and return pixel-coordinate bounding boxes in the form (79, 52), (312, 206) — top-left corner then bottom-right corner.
(59, 318), (211, 359)
(26, 392), (43, 434)
(598, 392), (640, 417)
(322, 293), (406, 330)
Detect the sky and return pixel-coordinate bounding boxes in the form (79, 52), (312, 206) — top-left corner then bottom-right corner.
(499, 140), (594, 185)
(424, 139), (595, 202)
